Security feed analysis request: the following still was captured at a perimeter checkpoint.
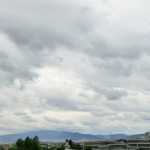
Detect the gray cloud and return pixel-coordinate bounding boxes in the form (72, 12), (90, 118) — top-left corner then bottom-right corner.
(46, 96), (78, 110)
(0, 0), (96, 52)
(102, 88), (128, 101)
(0, 0), (150, 135)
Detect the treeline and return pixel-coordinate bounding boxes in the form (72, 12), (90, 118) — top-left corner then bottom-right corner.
(9, 136), (41, 150)
(7, 136), (84, 150)
(8, 136), (65, 150)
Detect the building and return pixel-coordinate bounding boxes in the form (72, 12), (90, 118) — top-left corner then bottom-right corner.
(0, 144), (12, 150)
(127, 132), (150, 150)
(89, 132), (150, 150)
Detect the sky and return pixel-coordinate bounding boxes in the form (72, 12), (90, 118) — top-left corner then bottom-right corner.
(0, 0), (150, 135)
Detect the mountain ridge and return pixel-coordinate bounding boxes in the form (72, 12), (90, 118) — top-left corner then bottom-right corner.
(0, 130), (144, 143)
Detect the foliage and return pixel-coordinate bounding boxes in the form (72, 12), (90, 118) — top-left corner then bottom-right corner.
(57, 146), (65, 150)
(0, 146), (4, 150)
(8, 147), (16, 150)
(15, 136), (40, 150)
(84, 146), (92, 150)
(70, 143), (82, 150)
(68, 139), (73, 146)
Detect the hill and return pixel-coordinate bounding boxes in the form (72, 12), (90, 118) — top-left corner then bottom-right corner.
(0, 130), (144, 143)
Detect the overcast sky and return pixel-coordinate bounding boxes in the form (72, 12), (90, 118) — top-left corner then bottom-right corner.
(0, 0), (150, 135)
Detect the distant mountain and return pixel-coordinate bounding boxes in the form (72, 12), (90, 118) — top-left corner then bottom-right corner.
(0, 130), (145, 143)
(128, 133), (145, 139)
(96, 134), (129, 140)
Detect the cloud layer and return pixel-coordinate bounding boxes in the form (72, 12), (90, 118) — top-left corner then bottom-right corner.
(0, 0), (150, 135)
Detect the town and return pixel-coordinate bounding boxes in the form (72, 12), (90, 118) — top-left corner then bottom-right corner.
(1, 132), (150, 150)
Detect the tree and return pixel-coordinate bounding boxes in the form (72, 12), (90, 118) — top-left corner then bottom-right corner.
(57, 146), (65, 150)
(16, 138), (24, 150)
(32, 136), (40, 150)
(33, 136), (39, 143)
(16, 136), (41, 150)
(68, 139), (73, 146)
(71, 144), (82, 150)
(0, 146), (4, 150)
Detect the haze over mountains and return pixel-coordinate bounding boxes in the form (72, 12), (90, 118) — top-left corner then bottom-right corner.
(0, 130), (144, 143)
